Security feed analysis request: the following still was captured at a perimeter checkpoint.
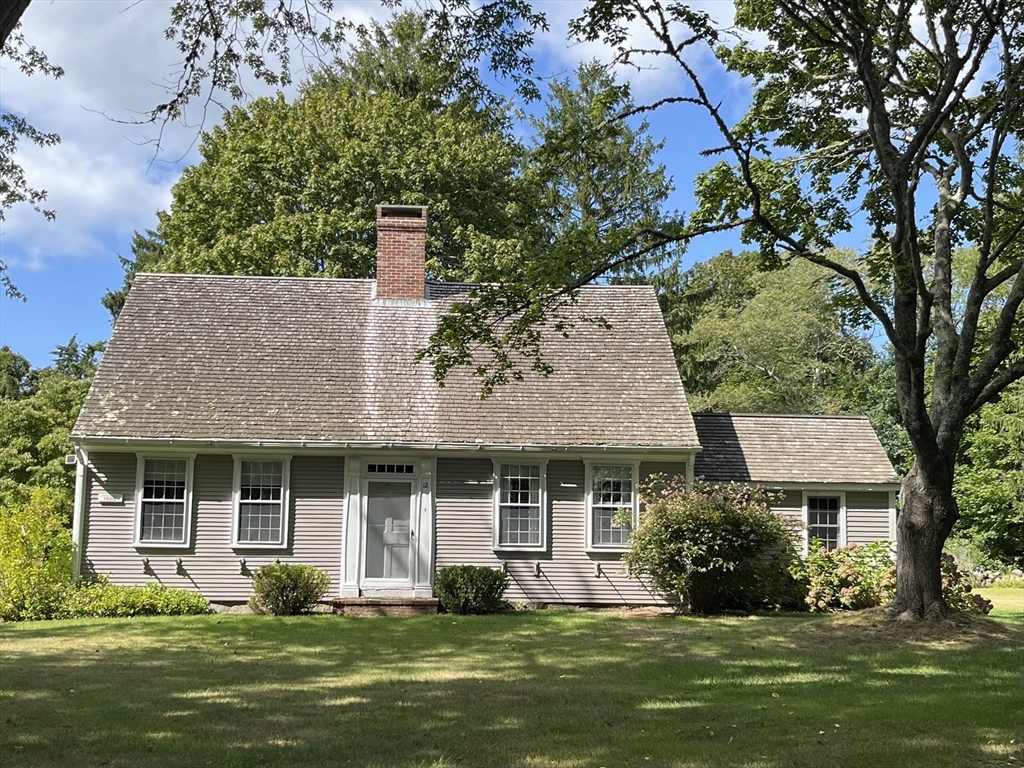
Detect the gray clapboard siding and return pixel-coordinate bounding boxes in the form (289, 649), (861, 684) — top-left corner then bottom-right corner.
(83, 452), (345, 601)
(640, 461), (686, 481)
(435, 458), (685, 604)
(846, 490), (892, 544)
(771, 490), (804, 525)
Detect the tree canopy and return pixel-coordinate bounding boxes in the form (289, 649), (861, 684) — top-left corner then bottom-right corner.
(151, 88), (521, 280)
(0, 338), (102, 505)
(660, 254), (876, 415)
(106, 51), (676, 324)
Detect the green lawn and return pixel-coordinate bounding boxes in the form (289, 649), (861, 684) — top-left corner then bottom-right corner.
(1, 591), (1021, 768)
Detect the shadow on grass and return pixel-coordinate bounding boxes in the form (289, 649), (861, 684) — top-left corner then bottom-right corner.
(1, 611), (1021, 768)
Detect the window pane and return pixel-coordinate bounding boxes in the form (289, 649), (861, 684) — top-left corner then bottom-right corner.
(500, 505), (541, 546)
(140, 501), (185, 542)
(143, 459), (187, 501)
(593, 465), (633, 506)
(241, 461), (283, 501)
(238, 503), (283, 544)
(593, 506), (631, 545)
(500, 465), (541, 505)
(808, 497), (840, 550)
(238, 460), (284, 544)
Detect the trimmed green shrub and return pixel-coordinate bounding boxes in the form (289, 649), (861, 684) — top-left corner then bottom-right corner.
(434, 565), (510, 614)
(0, 488), (74, 621)
(248, 563), (331, 615)
(621, 477), (798, 614)
(63, 578), (210, 618)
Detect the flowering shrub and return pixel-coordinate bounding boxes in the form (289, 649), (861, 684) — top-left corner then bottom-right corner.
(941, 553), (993, 614)
(621, 476), (799, 614)
(796, 543), (993, 614)
(795, 542), (896, 612)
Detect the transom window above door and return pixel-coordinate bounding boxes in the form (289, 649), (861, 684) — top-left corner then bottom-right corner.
(367, 463), (415, 475)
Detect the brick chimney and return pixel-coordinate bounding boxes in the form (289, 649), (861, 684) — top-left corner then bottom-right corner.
(375, 204), (427, 300)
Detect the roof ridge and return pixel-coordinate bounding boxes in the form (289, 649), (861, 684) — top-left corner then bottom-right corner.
(134, 273), (375, 283)
(693, 412), (870, 421)
(132, 274), (655, 290)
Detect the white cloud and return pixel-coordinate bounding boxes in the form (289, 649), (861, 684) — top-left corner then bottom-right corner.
(0, 0), (391, 271)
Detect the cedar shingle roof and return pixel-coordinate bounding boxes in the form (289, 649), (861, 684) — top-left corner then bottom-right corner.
(74, 274), (699, 448)
(692, 413), (899, 485)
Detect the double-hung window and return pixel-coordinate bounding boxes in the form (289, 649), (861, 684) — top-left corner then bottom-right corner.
(233, 458), (291, 548)
(494, 463), (545, 550)
(135, 456), (194, 547)
(807, 496), (841, 551)
(587, 464), (638, 550)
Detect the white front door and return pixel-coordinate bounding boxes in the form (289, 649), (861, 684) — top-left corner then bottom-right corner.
(362, 481), (413, 586)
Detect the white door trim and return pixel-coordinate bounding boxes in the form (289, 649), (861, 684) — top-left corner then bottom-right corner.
(339, 455), (435, 598)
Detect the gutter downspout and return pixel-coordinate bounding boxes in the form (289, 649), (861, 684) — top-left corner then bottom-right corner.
(71, 447), (88, 581)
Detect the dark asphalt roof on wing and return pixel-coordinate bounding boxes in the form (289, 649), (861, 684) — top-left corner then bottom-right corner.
(692, 412), (899, 485)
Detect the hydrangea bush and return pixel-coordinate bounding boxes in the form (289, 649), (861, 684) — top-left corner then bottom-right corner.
(796, 542), (992, 615)
(621, 476), (799, 614)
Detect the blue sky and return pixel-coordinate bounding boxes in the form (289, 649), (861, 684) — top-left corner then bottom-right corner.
(0, 0), (749, 369)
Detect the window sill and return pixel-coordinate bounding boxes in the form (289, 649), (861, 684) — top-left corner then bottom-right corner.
(586, 546), (629, 555)
(134, 541), (191, 549)
(231, 542), (289, 551)
(493, 545), (547, 554)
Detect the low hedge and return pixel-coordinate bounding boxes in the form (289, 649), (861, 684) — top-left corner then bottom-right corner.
(434, 565), (510, 614)
(1, 576), (210, 622)
(248, 563), (331, 615)
(63, 578), (210, 618)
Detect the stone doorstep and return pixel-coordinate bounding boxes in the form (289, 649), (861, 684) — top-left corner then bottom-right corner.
(331, 597), (440, 617)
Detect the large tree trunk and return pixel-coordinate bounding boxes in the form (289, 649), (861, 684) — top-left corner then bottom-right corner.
(1, 0), (31, 49)
(891, 462), (959, 621)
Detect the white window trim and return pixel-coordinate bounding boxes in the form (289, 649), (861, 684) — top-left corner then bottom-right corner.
(585, 460), (641, 553)
(133, 454), (196, 549)
(232, 455), (292, 549)
(492, 459), (548, 552)
(802, 490), (847, 555)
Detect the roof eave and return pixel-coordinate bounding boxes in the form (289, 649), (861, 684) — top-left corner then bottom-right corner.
(73, 435), (703, 454)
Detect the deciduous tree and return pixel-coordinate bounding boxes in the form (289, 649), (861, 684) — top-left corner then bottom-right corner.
(0, 338), (103, 503)
(660, 253), (877, 414)
(109, 86), (524, 290)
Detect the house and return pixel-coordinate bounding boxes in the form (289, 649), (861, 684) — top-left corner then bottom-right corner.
(70, 205), (899, 607)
